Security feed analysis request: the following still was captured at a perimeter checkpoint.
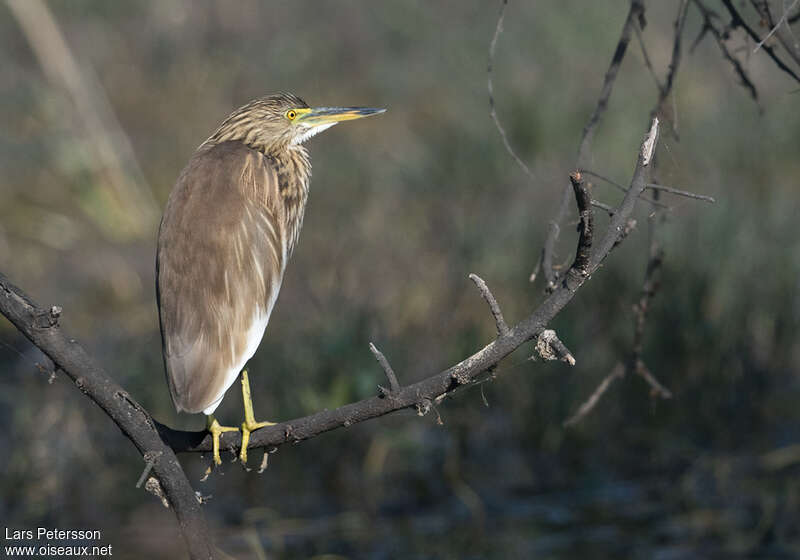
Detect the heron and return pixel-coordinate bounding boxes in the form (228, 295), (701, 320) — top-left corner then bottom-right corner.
(156, 93), (384, 465)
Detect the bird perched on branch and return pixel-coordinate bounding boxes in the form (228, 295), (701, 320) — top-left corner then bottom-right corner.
(156, 93), (384, 465)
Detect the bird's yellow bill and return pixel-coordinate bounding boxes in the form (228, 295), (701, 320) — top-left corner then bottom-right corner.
(295, 106), (385, 126)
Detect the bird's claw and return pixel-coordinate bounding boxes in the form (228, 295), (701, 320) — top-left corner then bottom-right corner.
(206, 416), (239, 466)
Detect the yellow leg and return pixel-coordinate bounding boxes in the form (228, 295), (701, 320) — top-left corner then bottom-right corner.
(206, 415), (239, 466)
(240, 369), (275, 464)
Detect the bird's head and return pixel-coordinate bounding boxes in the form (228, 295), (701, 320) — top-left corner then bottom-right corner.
(204, 93), (385, 154)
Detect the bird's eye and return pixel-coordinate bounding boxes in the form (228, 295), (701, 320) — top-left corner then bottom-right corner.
(286, 110), (297, 120)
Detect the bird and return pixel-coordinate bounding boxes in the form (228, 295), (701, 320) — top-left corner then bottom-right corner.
(156, 93), (384, 465)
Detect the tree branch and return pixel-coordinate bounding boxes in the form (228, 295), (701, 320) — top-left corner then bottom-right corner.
(564, 363), (625, 427)
(533, 0), (645, 287)
(568, 171), (593, 278)
(590, 117), (658, 271)
(645, 182), (715, 203)
(0, 273), (215, 560)
(751, 0), (800, 55)
(564, 0), (689, 426)
(749, 0), (800, 67)
(693, 0), (760, 102)
(487, 0), (537, 183)
(369, 342), (401, 394)
(720, 0), (800, 83)
(469, 273), (509, 336)
(581, 169), (669, 209)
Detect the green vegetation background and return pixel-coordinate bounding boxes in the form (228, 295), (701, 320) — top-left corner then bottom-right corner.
(1, 1), (799, 558)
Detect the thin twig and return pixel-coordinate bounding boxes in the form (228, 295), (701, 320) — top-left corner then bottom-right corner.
(646, 183), (715, 202)
(488, 0), (536, 183)
(654, 0), (690, 120)
(136, 450), (162, 488)
(754, 0), (800, 52)
(582, 169), (670, 209)
(690, 20), (712, 54)
(693, 0), (760, 101)
(720, 0), (800, 83)
(634, 20), (663, 91)
(369, 342), (400, 394)
(591, 199), (615, 215)
(469, 273), (510, 336)
(628, 141), (671, 405)
(564, 363), (625, 427)
(578, 1), (646, 166)
(632, 226), (664, 361)
(749, 0), (800, 67)
(635, 360), (673, 399)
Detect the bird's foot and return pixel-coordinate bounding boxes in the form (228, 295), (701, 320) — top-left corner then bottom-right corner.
(239, 369), (276, 464)
(240, 418), (276, 464)
(206, 415), (239, 466)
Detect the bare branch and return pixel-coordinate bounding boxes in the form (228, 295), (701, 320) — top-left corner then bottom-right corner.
(136, 450), (161, 489)
(590, 118), (659, 270)
(749, 0), (800, 67)
(564, 363), (625, 427)
(369, 342), (401, 394)
(533, 0), (644, 286)
(626, 203), (671, 403)
(469, 273), (509, 336)
(488, 0), (536, 183)
(720, 0), (800, 83)
(587, 7), (686, 421)
(693, 0), (760, 102)
(0, 273), (215, 560)
(635, 359), (673, 399)
(646, 183), (715, 203)
(654, 0), (690, 122)
(578, 1), (646, 167)
(564, 205), (673, 428)
(563, 216), (672, 428)
(634, 22), (663, 91)
(591, 199), (615, 215)
(753, 0), (800, 53)
(568, 172), (593, 278)
(582, 169), (669, 209)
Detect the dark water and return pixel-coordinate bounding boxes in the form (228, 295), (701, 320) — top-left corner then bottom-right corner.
(209, 438), (800, 559)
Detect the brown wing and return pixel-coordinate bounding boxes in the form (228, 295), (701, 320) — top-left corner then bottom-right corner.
(157, 141), (285, 414)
